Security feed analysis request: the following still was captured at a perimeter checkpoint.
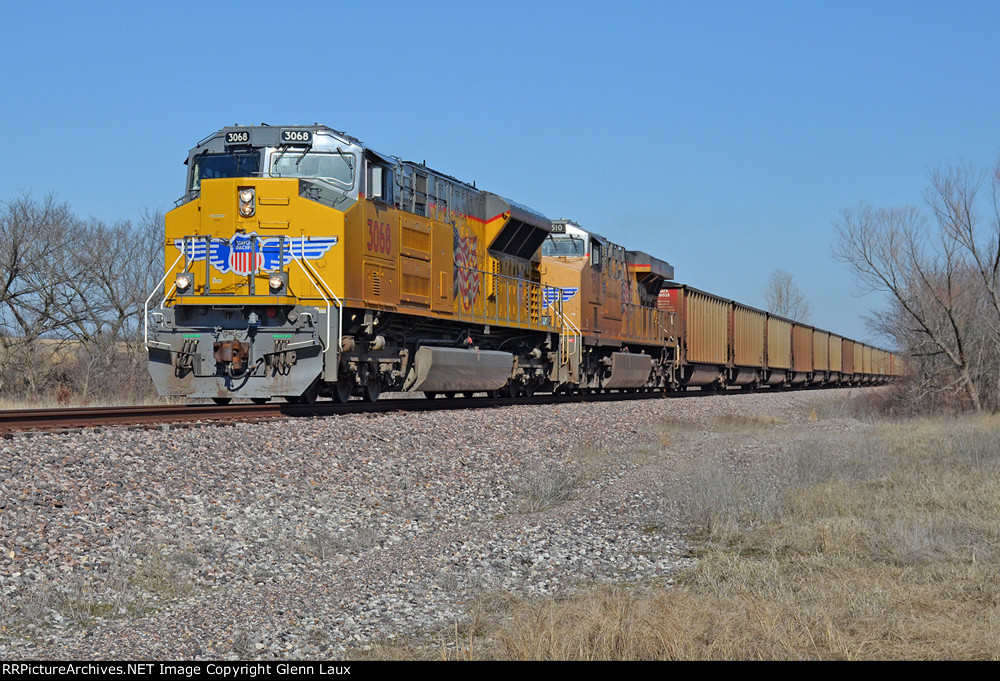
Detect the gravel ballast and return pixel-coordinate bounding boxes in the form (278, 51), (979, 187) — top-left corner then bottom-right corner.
(0, 388), (876, 659)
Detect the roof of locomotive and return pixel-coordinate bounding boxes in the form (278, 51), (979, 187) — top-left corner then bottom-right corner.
(550, 219), (675, 280)
(188, 124), (482, 191)
(196, 123), (359, 147)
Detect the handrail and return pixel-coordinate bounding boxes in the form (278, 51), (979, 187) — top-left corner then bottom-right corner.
(144, 236), (344, 355)
(619, 299), (662, 342)
(292, 248), (341, 355)
(453, 264), (557, 331)
(450, 263), (584, 367)
(543, 292), (582, 368)
(144, 252), (185, 348)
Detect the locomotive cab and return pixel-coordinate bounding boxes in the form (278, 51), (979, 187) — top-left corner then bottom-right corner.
(147, 126), (364, 403)
(185, 127), (362, 202)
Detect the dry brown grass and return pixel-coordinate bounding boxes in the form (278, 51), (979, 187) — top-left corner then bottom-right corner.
(1, 532), (199, 636)
(443, 414), (1000, 660)
(511, 445), (617, 514)
(0, 396), (173, 410)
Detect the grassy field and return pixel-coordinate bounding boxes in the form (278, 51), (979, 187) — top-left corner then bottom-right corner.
(379, 404), (1000, 660)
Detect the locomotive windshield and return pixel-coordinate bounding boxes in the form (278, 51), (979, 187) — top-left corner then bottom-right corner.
(270, 151), (354, 186)
(543, 235), (586, 257)
(190, 152), (260, 190)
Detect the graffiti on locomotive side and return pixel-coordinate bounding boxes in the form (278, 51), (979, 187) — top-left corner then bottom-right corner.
(452, 227), (480, 311)
(621, 276), (634, 328)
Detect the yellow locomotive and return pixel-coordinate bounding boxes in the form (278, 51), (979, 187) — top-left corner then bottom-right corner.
(146, 124), (900, 403)
(540, 219), (675, 390)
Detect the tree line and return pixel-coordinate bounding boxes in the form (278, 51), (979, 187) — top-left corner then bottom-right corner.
(834, 158), (1000, 413)
(0, 193), (163, 404)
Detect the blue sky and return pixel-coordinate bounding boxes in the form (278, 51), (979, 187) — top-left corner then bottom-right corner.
(2, 0), (998, 343)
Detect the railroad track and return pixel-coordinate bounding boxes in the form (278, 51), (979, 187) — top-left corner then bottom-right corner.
(0, 390), (673, 435)
(0, 383), (869, 435)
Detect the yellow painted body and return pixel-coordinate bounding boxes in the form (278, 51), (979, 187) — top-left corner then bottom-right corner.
(165, 178), (556, 335)
(541, 252), (664, 348)
(165, 178), (346, 305)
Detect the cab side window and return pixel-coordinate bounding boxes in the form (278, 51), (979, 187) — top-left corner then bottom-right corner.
(367, 162), (394, 204)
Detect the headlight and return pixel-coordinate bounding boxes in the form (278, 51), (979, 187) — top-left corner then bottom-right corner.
(175, 273), (192, 291)
(269, 273), (286, 292)
(238, 187), (255, 217)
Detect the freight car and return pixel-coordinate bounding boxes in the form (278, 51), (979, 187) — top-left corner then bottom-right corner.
(145, 124), (902, 402)
(656, 284), (899, 389)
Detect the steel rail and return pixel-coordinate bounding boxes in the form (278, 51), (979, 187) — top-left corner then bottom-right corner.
(0, 392), (655, 434)
(0, 383), (874, 436)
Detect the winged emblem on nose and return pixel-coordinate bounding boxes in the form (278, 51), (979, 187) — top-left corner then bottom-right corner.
(172, 233), (339, 274)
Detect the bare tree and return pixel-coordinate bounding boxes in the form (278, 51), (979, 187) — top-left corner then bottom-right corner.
(763, 268), (812, 322)
(0, 193), (87, 396)
(834, 158), (1000, 412)
(0, 193), (163, 402)
(59, 210), (164, 400)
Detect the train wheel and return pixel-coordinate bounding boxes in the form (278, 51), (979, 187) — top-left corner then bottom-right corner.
(250, 397), (269, 404)
(333, 378), (353, 404)
(362, 379), (381, 403)
(212, 397), (232, 405)
(511, 383), (535, 399)
(299, 381), (320, 405)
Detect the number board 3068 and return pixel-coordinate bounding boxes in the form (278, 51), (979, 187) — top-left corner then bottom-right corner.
(225, 130), (250, 145)
(281, 129), (312, 145)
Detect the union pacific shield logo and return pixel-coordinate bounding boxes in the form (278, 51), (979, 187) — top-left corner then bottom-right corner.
(229, 235), (263, 275)
(172, 233), (339, 274)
